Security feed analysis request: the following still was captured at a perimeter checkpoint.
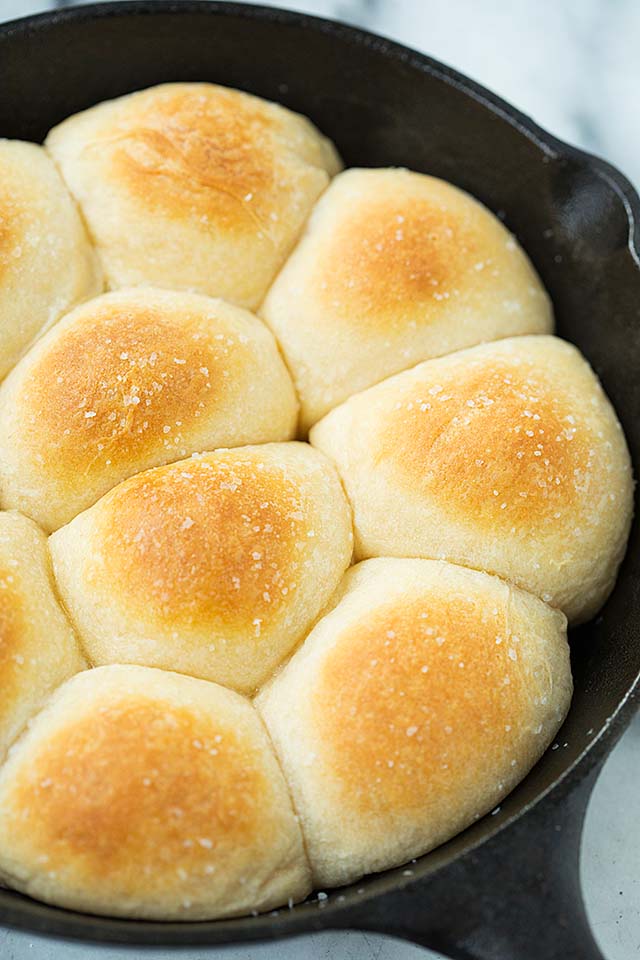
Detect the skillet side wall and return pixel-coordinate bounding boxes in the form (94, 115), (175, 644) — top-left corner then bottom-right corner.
(0, 1), (638, 946)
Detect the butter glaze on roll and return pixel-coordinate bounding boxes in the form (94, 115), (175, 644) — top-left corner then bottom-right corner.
(310, 335), (633, 623)
(257, 558), (571, 887)
(0, 512), (85, 760)
(46, 83), (341, 308)
(49, 443), (353, 692)
(0, 665), (311, 920)
(260, 168), (552, 430)
(0, 288), (298, 531)
(0, 140), (102, 382)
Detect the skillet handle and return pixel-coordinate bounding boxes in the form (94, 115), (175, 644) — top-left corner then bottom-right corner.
(351, 766), (605, 960)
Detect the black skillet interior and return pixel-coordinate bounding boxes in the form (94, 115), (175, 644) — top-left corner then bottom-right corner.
(0, 2), (639, 954)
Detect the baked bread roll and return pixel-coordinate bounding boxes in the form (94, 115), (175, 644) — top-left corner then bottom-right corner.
(260, 168), (553, 430)
(257, 558), (571, 887)
(311, 336), (633, 623)
(46, 83), (341, 309)
(50, 444), (353, 692)
(0, 511), (85, 760)
(0, 140), (102, 382)
(0, 665), (311, 919)
(0, 288), (298, 531)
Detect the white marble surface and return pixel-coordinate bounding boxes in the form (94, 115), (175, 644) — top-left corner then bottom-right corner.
(0, 1), (638, 958)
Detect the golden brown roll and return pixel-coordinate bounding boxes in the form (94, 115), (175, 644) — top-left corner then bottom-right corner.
(0, 288), (298, 531)
(260, 168), (553, 430)
(257, 558), (571, 887)
(46, 83), (341, 308)
(0, 665), (311, 919)
(0, 140), (102, 382)
(50, 443), (353, 692)
(0, 511), (85, 760)
(311, 335), (633, 623)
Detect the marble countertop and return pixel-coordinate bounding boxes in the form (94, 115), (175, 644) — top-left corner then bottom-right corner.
(0, 1), (638, 959)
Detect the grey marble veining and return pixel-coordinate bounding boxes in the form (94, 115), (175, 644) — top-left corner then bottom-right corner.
(370, 0), (640, 187)
(0, 1), (638, 959)
(2, 0), (639, 185)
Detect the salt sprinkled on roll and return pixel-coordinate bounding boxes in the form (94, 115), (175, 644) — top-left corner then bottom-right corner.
(261, 167), (552, 430)
(0, 140), (102, 382)
(311, 335), (633, 623)
(46, 83), (341, 308)
(0, 665), (311, 919)
(50, 443), (353, 692)
(258, 558), (571, 887)
(0, 288), (298, 531)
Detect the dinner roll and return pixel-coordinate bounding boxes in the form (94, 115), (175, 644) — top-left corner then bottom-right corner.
(0, 288), (298, 531)
(257, 558), (571, 887)
(0, 665), (311, 919)
(311, 336), (633, 623)
(0, 511), (85, 760)
(0, 140), (101, 382)
(260, 168), (552, 430)
(46, 83), (341, 308)
(50, 444), (353, 692)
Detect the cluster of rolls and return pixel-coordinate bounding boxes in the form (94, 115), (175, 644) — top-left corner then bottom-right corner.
(0, 83), (632, 921)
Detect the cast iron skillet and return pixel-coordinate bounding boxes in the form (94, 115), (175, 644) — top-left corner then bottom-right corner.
(0, 3), (638, 957)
